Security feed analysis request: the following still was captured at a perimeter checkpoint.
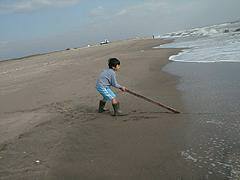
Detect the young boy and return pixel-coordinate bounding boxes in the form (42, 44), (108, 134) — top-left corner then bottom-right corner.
(96, 58), (127, 116)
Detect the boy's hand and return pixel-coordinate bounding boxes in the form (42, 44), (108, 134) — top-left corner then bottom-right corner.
(120, 87), (127, 92)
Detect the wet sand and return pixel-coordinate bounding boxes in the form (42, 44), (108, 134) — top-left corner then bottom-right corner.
(164, 62), (240, 179)
(0, 38), (217, 179)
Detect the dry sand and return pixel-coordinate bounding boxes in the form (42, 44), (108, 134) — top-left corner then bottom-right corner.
(0, 39), (200, 179)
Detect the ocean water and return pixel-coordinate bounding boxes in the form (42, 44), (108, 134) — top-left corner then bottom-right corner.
(160, 21), (240, 179)
(158, 20), (240, 63)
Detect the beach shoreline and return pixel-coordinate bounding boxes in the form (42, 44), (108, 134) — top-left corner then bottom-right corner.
(0, 38), (195, 179)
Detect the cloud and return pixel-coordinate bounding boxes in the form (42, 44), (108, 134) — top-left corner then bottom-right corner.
(85, 0), (240, 38)
(115, 1), (168, 17)
(0, 41), (9, 48)
(0, 0), (81, 13)
(89, 6), (105, 17)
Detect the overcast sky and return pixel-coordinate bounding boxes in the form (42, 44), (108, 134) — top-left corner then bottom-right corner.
(0, 0), (239, 60)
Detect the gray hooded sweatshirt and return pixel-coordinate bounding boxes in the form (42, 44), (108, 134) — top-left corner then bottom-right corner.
(96, 68), (122, 89)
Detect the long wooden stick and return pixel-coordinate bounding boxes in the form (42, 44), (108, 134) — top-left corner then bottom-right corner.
(126, 89), (180, 114)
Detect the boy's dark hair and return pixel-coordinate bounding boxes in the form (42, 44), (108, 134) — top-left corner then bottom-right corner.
(108, 58), (120, 69)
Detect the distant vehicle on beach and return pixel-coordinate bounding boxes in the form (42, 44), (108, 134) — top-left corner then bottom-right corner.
(100, 39), (110, 45)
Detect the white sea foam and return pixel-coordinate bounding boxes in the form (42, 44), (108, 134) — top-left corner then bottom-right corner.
(181, 151), (198, 163)
(158, 21), (240, 63)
